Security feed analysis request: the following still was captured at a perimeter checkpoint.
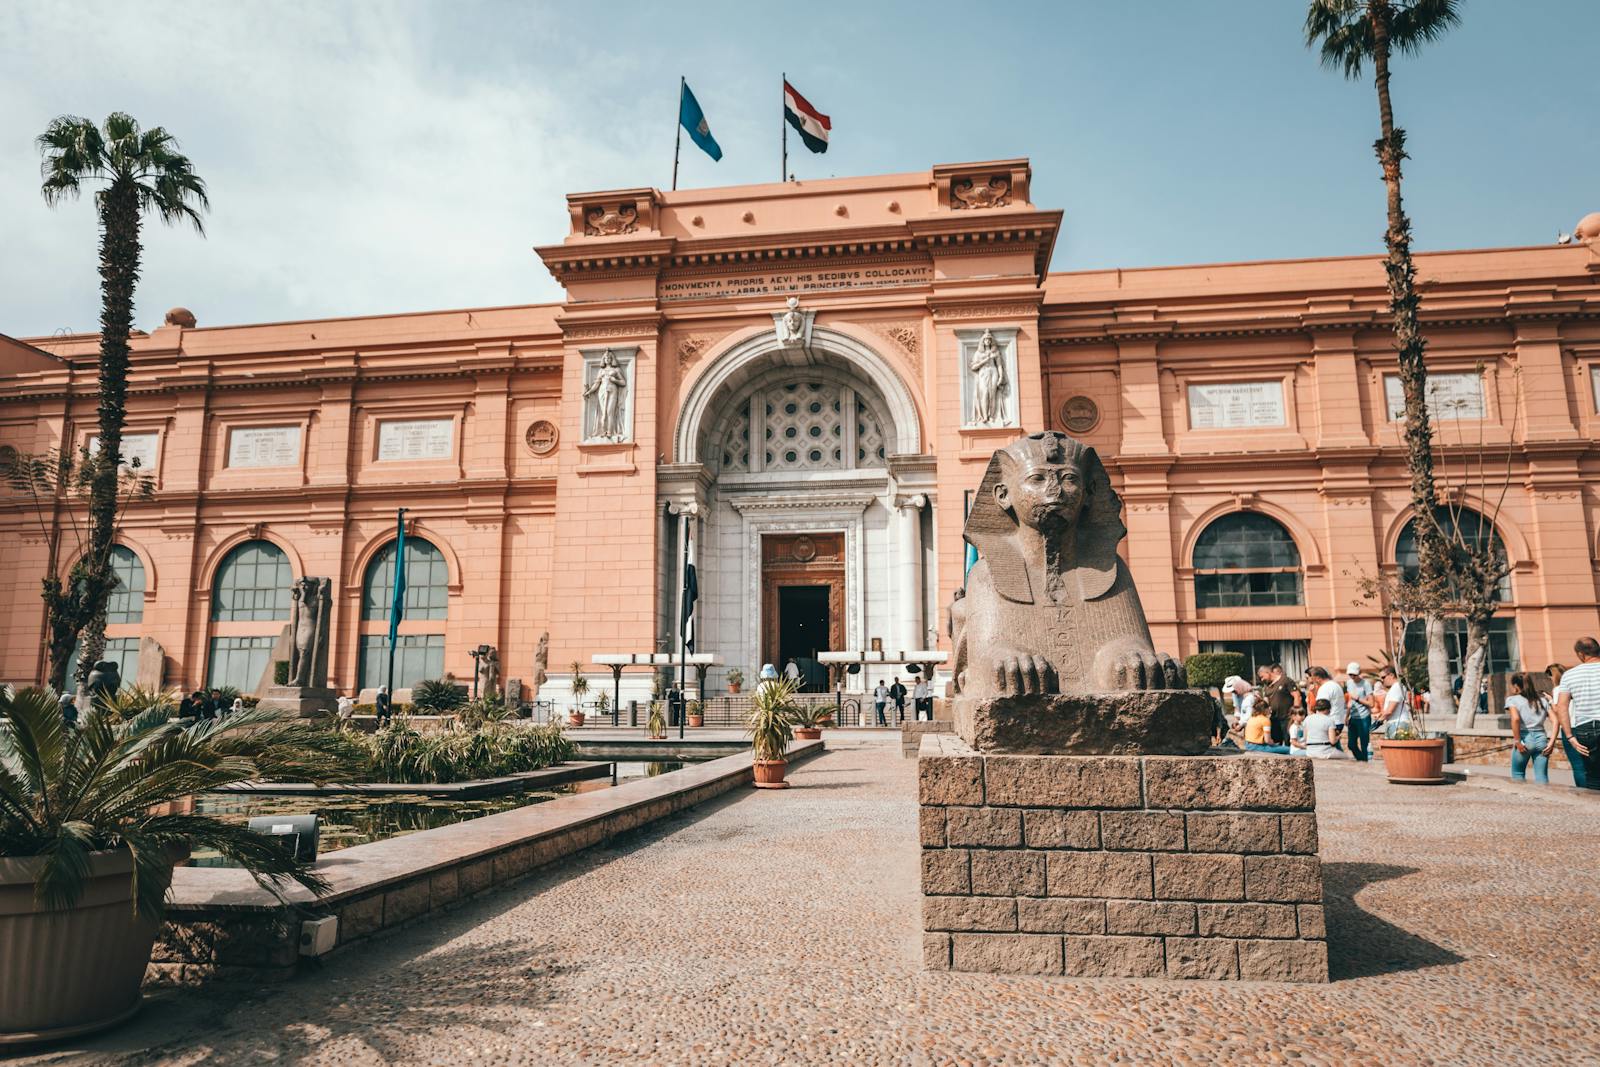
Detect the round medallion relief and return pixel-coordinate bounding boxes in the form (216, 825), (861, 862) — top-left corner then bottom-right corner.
(791, 535), (817, 562)
(525, 420), (559, 456)
(1059, 395), (1101, 434)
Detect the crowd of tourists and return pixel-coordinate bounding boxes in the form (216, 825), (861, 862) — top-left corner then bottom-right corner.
(1211, 637), (1600, 791)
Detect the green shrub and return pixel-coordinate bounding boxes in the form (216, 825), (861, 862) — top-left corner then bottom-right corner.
(98, 684), (178, 723)
(1400, 652), (1429, 695)
(457, 695), (512, 729)
(1183, 653), (1248, 689)
(350, 721), (574, 784)
(412, 678), (466, 712)
(273, 660), (290, 686)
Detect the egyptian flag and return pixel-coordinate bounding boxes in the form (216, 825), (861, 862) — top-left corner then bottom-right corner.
(783, 80), (830, 154)
(681, 539), (698, 653)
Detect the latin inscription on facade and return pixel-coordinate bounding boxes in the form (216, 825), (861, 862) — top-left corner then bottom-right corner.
(89, 431), (159, 473)
(377, 418), (453, 461)
(659, 264), (933, 303)
(227, 425), (301, 468)
(1383, 371), (1484, 421)
(1186, 381), (1286, 430)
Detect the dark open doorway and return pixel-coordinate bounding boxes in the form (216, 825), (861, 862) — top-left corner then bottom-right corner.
(778, 584), (830, 692)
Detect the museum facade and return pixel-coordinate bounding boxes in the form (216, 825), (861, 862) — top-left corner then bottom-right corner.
(4, 158), (1600, 703)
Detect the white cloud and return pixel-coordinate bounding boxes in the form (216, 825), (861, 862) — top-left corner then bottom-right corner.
(0, 1), (650, 336)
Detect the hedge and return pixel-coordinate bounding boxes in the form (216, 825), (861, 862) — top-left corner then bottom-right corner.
(1183, 652), (1248, 689)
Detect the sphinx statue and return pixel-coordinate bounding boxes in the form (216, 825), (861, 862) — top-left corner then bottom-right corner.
(951, 432), (1202, 754)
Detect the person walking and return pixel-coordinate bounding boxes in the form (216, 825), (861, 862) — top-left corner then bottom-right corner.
(1244, 702), (1290, 754)
(1307, 667), (1347, 751)
(1262, 663), (1293, 746)
(873, 679), (889, 727)
(888, 677), (907, 723)
(783, 659), (801, 686)
(913, 676), (932, 721)
(1553, 637), (1600, 791)
(1546, 664), (1588, 788)
(1377, 666), (1413, 738)
(1506, 672), (1553, 784)
(1343, 661), (1374, 763)
(375, 684), (393, 725)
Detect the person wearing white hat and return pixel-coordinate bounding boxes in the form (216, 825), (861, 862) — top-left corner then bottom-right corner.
(1342, 661), (1374, 762)
(1223, 675), (1256, 731)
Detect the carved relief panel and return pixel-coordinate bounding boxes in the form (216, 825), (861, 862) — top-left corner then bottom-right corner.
(956, 327), (1021, 429)
(579, 346), (638, 444)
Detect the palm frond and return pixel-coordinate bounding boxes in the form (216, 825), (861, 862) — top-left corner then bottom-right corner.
(1390, 0), (1462, 52)
(1304, 0), (1373, 79)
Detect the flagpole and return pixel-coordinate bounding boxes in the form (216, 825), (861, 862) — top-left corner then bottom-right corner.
(386, 507), (407, 698)
(677, 516), (689, 739)
(780, 72), (788, 182)
(672, 75), (684, 191)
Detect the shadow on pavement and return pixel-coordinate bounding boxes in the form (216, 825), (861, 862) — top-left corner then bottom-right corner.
(1323, 861), (1465, 980)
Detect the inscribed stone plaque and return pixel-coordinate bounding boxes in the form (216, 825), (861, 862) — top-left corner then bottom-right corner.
(1383, 372), (1483, 421)
(1186, 382), (1285, 430)
(227, 425), (302, 468)
(377, 418), (453, 461)
(89, 432), (159, 472)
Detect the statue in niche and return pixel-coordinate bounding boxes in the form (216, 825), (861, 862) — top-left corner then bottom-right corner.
(951, 432), (1184, 697)
(583, 349), (628, 441)
(533, 631), (549, 696)
(477, 646), (501, 701)
(968, 329), (1008, 425)
(288, 577), (333, 689)
(779, 296), (805, 344)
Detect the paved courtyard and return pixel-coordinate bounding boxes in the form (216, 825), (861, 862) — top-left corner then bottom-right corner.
(19, 737), (1600, 1066)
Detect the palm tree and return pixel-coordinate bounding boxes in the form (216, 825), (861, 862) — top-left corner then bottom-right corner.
(36, 113), (207, 688)
(1306, 0), (1462, 719)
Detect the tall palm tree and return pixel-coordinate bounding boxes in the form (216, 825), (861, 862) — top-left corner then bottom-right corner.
(1306, 0), (1462, 719)
(36, 113), (207, 688)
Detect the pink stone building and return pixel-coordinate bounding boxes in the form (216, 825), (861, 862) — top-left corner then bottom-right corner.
(3, 159), (1598, 703)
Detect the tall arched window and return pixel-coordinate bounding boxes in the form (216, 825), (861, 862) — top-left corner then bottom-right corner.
(1193, 512), (1303, 608)
(208, 540), (292, 693)
(359, 538), (449, 690)
(1397, 506), (1517, 674)
(106, 545), (145, 624)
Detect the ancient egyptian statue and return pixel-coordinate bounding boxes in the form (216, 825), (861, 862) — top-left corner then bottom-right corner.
(287, 577), (333, 689)
(951, 432), (1184, 698)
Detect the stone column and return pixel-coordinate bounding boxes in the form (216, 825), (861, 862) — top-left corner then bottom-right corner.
(898, 494), (926, 652)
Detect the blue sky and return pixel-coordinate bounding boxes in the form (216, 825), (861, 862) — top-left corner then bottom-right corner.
(1, 1), (1594, 337)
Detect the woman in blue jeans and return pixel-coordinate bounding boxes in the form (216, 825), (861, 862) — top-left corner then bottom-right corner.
(1546, 664), (1588, 787)
(1507, 672), (1553, 783)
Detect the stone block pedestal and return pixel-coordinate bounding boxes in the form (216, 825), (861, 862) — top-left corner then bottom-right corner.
(257, 685), (336, 717)
(918, 733), (1328, 982)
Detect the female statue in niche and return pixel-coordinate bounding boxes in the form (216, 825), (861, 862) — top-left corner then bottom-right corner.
(969, 329), (1007, 425)
(584, 349), (628, 440)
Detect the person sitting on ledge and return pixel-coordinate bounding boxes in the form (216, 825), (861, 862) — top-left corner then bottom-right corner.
(1287, 707), (1308, 756)
(1302, 699), (1346, 759)
(1244, 702), (1290, 755)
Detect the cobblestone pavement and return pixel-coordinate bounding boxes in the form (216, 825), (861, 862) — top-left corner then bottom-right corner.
(17, 737), (1600, 1066)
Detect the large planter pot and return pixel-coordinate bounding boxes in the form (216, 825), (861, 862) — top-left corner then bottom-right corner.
(1381, 737), (1448, 784)
(728, 683), (742, 695)
(567, 712), (585, 727)
(794, 727), (822, 741)
(752, 758), (789, 789)
(0, 849), (164, 1045)
(687, 714), (703, 728)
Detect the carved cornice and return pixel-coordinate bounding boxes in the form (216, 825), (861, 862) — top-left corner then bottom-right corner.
(729, 492), (877, 514)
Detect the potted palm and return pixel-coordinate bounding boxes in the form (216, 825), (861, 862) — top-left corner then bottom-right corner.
(686, 699), (704, 729)
(747, 677), (798, 789)
(726, 667), (744, 695)
(790, 702), (830, 741)
(568, 661), (588, 727)
(646, 701), (667, 740)
(1378, 655), (1448, 785)
(0, 687), (365, 1044)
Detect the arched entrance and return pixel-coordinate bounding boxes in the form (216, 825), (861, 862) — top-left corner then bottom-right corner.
(662, 327), (933, 693)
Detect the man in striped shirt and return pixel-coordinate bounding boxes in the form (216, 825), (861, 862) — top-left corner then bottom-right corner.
(1554, 636), (1600, 791)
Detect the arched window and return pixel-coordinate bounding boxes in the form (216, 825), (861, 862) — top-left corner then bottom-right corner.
(1193, 513), (1303, 608)
(211, 541), (292, 622)
(106, 545), (146, 624)
(207, 540), (293, 693)
(359, 537), (449, 689)
(1396, 506), (1512, 601)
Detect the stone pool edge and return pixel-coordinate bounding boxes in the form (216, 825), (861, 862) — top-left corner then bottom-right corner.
(150, 740), (824, 986)
(214, 760), (614, 799)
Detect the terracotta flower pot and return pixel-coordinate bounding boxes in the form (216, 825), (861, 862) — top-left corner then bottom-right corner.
(567, 712), (585, 727)
(794, 727), (822, 741)
(753, 758), (789, 789)
(1381, 737), (1448, 784)
(728, 683), (742, 694)
(687, 714), (703, 728)
(0, 849), (166, 1045)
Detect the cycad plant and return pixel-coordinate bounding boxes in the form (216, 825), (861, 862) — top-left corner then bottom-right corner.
(747, 678), (798, 761)
(0, 687), (365, 920)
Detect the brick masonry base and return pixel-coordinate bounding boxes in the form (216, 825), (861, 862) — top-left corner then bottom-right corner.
(918, 734), (1328, 983)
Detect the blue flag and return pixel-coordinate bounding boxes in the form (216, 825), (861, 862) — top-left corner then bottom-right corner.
(389, 512), (407, 647)
(679, 81), (722, 162)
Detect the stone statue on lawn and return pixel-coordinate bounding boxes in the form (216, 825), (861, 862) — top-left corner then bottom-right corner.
(951, 431), (1204, 754)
